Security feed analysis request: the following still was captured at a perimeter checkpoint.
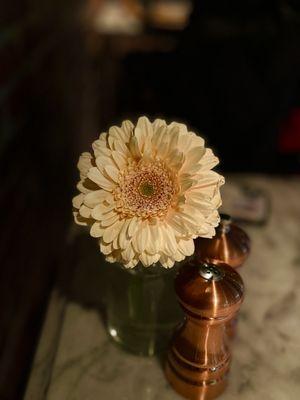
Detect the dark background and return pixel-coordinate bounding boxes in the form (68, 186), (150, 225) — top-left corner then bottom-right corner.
(1, 1), (300, 398)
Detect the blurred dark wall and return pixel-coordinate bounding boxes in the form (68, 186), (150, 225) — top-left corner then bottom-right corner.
(117, 0), (300, 172)
(0, 1), (94, 399)
(179, 0), (300, 172)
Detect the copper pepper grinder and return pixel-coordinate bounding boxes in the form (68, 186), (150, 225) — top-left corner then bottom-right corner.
(195, 214), (250, 338)
(194, 213), (251, 269)
(165, 262), (244, 400)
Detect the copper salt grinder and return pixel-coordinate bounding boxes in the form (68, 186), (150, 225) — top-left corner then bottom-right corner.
(165, 262), (244, 400)
(194, 214), (250, 339)
(195, 213), (250, 269)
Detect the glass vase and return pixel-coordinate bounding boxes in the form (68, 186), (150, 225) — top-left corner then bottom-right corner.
(105, 262), (183, 356)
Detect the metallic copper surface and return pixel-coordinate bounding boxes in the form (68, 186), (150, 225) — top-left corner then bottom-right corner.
(194, 214), (251, 269)
(194, 214), (250, 340)
(165, 262), (244, 400)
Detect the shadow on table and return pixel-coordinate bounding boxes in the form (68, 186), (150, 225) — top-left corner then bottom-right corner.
(56, 232), (109, 322)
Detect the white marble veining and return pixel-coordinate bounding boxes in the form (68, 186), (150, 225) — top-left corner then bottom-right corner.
(26, 176), (300, 400)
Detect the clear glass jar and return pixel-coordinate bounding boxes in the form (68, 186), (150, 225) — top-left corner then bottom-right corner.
(105, 262), (183, 356)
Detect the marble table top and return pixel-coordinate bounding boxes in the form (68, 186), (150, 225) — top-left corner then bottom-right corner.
(25, 175), (300, 400)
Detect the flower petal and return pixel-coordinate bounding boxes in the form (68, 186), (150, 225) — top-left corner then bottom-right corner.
(199, 148), (219, 170)
(179, 176), (195, 192)
(121, 120), (134, 142)
(91, 203), (115, 220)
(128, 136), (142, 159)
(72, 193), (84, 209)
(122, 243), (135, 261)
(134, 116), (153, 153)
(102, 220), (124, 243)
(73, 211), (89, 226)
(104, 165), (120, 183)
(166, 215), (188, 236)
(87, 167), (115, 191)
(147, 223), (162, 254)
(105, 253), (118, 263)
(128, 216), (139, 237)
(160, 224), (177, 256)
(100, 212), (119, 227)
(178, 238), (195, 256)
(152, 118), (166, 132)
(92, 138), (111, 158)
(159, 254), (175, 269)
(111, 151), (127, 170)
(90, 222), (104, 238)
(152, 125), (167, 150)
(181, 204), (206, 226)
(124, 258), (139, 268)
(95, 155), (115, 172)
(77, 152), (93, 178)
(181, 147), (206, 173)
(132, 222), (149, 253)
(118, 219), (131, 249)
(196, 225), (216, 238)
(191, 172), (225, 199)
(114, 138), (130, 157)
(109, 125), (128, 142)
(173, 251), (185, 262)
(167, 150), (184, 170)
(165, 125), (180, 155)
(169, 121), (188, 136)
(139, 252), (160, 267)
(84, 190), (112, 208)
(79, 204), (92, 218)
(100, 239), (113, 255)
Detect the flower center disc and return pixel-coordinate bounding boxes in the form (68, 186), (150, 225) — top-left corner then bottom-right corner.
(116, 161), (178, 219)
(139, 181), (155, 197)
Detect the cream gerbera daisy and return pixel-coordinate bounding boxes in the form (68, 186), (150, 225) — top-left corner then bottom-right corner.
(72, 117), (224, 268)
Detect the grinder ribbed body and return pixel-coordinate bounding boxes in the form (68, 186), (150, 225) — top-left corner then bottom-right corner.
(165, 262), (244, 400)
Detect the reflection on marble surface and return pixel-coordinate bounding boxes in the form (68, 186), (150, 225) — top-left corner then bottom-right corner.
(26, 176), (300, 400)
